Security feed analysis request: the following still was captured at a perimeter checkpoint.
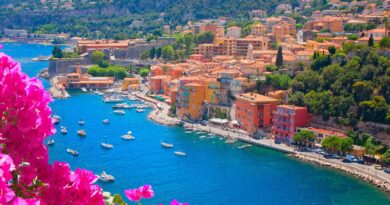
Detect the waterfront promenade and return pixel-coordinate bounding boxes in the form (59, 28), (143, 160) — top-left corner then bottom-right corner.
(136, 92), (390, 192)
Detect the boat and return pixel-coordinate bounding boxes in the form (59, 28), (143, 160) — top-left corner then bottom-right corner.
(112, 103), (131, 109)
(161, 142), (174, 148)
(174, 151), (186, 157)
(97, 171), (115, 182)
(78, 119), (85, 125)
(101, 143), (113, 149)
(238, 144), (252, 149)
(121, 131), (135, 140)
(185, 131), (192, 134)
(81, 87), (88, 92)
(113, 110), (126, 115)
(32, 56), (50, 62)
(103, 95), (123, 103)
(66, 149), (78, 156)
(60, 126), (67, 134)
(225, 138), (236, 144)
(94, 91), (104, 95)
(77, 130), (86, 137)
(127, 95), (137, 101)
(102, 119), (110, 124)
(199, 135), (207, 139)
(136, 109), (145, 113)
(47, 139), (55, 145)
(53, 115), (61, 124)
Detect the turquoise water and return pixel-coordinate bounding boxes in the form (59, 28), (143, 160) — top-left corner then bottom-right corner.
(2, 42), (390, 205)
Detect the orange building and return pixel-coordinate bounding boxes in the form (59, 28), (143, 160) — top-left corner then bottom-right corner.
(251, 23), (267, 36)
(177, 83), (206, 120)
(234, 93), (279, 135)
(149, 75), (171, 94)
(121, 77), (141, 91)
(272, 22), (296, 42)
(77, 39), (131, 53)
(305, 16), (343, 33)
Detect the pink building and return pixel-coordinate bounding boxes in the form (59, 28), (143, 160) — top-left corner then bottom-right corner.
(272, 105), (309, 144)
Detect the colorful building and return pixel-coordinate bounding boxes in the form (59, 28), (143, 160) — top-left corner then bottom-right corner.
(121, 77), (141, 91)
(234, 93), (279, 135)
(177, 83), (206, 120)
(272, 105), (309, 144)
(297, 127), (347, 144)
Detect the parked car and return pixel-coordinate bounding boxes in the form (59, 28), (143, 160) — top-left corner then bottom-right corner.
(375, 165), (384, 170)
(331, 154), (340, 159)
(384, 169), (390, 174)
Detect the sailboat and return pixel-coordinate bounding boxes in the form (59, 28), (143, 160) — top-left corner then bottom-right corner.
(121, 131), (135, 140)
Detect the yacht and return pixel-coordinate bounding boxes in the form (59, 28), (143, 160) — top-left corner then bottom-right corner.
(136, 109), (145, 113)
(97, 171), (115, 182)
(121, 131), (135, 140)
(47, 139), (54, 146)
(101, 143), (113, 149)
(103, 95), (123, 103)
(113, 110), (126, 115)
(102, 119), (110, 124)
(53, 115), (61, 124)
(66, 149), (78, 156)
(174, 151), (186, 157)
(78, 120), (85, 125)
(161, 142), (174, 148)
(60, 126), (67, 134)
(77, 130), (86, 137)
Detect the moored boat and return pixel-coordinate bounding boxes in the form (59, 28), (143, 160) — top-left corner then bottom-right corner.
(113, 110), (126, 115)
(102, 119), (110, 124)
(60, 126), (67, 134)
(101, 143), (113, 149)
(136, 108), (145, 113)
(66, 149), (78, 156)
(47, 139), (54, 145)
(77, 130), (86, 137)
(103, 95), (123, 103)
(53, 115), (61, 124)
(78, 119), (85, 125)
(97, 171), (115, 182)
(174, 151), (186, 157)
(161, 142), (174, 148)
(121, 131), (135, 140)
(81, 87), (87, 92)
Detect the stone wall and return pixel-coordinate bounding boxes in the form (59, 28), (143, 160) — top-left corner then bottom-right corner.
(48, 58), (89, 77)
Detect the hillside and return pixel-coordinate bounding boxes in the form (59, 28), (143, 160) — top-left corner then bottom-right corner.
(0, 0), (284, 38)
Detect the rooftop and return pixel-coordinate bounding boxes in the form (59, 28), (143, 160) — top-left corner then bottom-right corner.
(236, 93), (279, 103)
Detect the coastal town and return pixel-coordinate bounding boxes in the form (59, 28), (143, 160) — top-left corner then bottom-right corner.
(1, 0), (390, 203)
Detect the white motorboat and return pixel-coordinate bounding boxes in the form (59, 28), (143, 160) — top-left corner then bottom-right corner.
(102, 119), (110, 124)
(66, 149), (78, 156)
(174, 151), (186, 157)
(78, 120), (85, 125)
(103, 95), (123, 103)
(77, 130), (87, 137)
(101, 143), (113, 149)
(136, 109), (145, 113)
(112, 103), (131, 109)
(113, 110), (126, 115)
(53, 115), (61, 124)
(121, 131), (135, 140)
(238, 144), (252, 149)
(47, 139), (55, 145)
(127, 96), (137, 101)
(81, 87), (88, 92)
(60, 126), (67, 134)
(97, 171), (115, 182)
(161, 142), (174, 148)
(199, 135), (207, 139)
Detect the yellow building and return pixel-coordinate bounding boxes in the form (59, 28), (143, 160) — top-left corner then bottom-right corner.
(205, 78), (221, 105)
(178, 83), (206, 120)
(121, 77), (141, 91)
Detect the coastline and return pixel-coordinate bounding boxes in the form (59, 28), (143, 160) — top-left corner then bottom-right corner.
(0, 38), (71, 47)
(137, 93), (390, 193)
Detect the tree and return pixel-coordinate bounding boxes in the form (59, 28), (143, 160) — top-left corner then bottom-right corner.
(52, 46), (63, 58)
(196, 31), (215, 44)
(328, 46), (336, 55)
(347, 34), (358, 40)
(381, 149), (390, 165)
(162, 45), (174, 61)
(368, 34), (374, 47)
(90, 50), (105, 65)
(149, 47), (156, 59)
(379, 37), (390, 49)
(156, 47), (162, 59)
(352, 81), (372, 102)
(276, 46), (283, 68)
(322, 136), (342, 153)
(293, 130), (316, 147)
(139, 68), (150, 78)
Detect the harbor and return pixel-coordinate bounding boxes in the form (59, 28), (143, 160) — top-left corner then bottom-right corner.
(4, 42), (390, 204)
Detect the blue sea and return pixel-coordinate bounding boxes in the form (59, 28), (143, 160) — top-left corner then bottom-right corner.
(2, 42), (389, 205)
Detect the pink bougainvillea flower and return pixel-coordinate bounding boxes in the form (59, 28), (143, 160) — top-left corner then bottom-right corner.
(125, 184), (154, 202)
(139, 184), (154, 199)
(171, 199), (189, 205)
(125, 188), (142, 202)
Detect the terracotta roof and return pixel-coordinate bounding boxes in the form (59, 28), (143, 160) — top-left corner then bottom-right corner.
(277, 105), (306, 110)
(236, 93), (279, 103)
